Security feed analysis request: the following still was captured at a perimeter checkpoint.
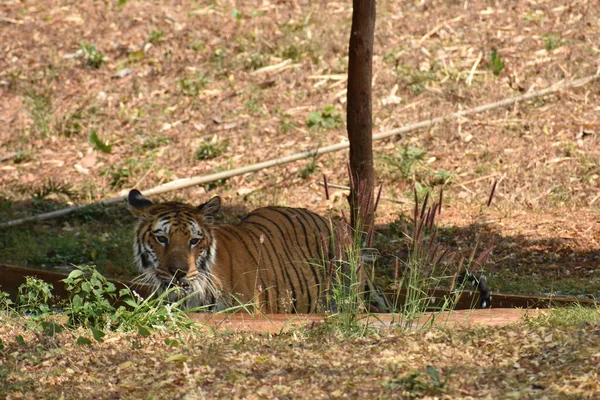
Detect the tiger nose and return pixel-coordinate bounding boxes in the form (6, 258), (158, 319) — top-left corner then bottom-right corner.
(167, 262), (189, 279)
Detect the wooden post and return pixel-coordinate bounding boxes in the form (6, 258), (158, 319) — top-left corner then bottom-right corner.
(347, 0), (376, 233)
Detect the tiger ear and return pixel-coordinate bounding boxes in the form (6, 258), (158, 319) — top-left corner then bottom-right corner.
(128, 189), (153, 215)
(197, 196), (221, 224)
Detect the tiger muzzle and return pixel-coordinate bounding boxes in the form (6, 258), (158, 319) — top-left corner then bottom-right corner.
(166, 259), (190, 281)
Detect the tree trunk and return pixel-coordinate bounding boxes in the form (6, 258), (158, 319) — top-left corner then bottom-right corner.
(347, 0), (376, 234)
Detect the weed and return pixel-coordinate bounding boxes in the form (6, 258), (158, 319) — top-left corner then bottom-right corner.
(203, 162), (232, 191)
(177, 74), (210, 96)
(0, 365), (25, 392)
(522, 305), (600, 327)
(24, 87), (53, 136)
(61, 265), (118, 328)
(32, 180), (74, 201)
(16, 277), (53, 315)
(141, 136), (170, 151)
(542, 33), (565, 51)
(190, 39), (205, 52)
(102, 158), (138, 189)
(429, 169), (454, 187)
(390, 190), (492, 330)
(489, 49), (505, 76)
(13, 149), (34, 164)
(210, 48), (227, 71)
(299, 160), (318, 179)
(395, 64), (438, 95)
(244, 98), (261, 113)
(0, 291), (15, 312)
(0, 265), (199, 351)
(148, 30), (165, 45)
(385, 365), (450, 397)
(231, 8), (243, 22)
(80, 42), (106, 68)
(195, 140), (228, 161)
(88, 129), (112, 153)
(380, 145), (427, 180)
(306, 106), (343, 130)
(278, 113), (297, 133)
(318, 178), (388, 337)
(280, 45), (303, 62)
(549, 187), (571, 204)
(245, 53), (269, 71)
(56, 108), (84, 137)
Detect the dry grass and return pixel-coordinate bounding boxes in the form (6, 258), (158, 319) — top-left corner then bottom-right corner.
(1, 314), (599, 399)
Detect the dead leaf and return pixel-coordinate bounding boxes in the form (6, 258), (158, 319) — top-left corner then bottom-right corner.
(80, 152), (97, 168)
(165, 354), (188, 363)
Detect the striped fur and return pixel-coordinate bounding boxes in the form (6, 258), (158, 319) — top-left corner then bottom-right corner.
(128, 189), (332, 313)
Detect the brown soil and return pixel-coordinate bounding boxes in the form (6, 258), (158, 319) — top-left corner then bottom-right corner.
(191, 308), (545, 333)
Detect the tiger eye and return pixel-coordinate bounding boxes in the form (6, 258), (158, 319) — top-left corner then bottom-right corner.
(155, 235), (169, 246)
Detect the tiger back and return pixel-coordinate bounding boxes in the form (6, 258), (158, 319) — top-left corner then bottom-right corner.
(128, 189), (332, 313)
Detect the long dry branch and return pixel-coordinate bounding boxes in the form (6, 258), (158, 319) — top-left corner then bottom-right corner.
(1, 71), (598, 229)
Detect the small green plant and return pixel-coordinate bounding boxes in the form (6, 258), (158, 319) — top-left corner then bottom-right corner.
(61, 265), (119, 328)
(141, 136), (170, 151)
(280, 45), (302, 62)
(245, 53), (269, 71)
(88, 129), (112, 153)
(0, 291), (14, 312)
(56, 108), (84, 137)
(24, 87), (53, 136)
(278, 113), (297, 133)
(0, 266), (199, 347)
(102, 157), (139, 188)
(542, 33), (565, 51)
(306, 106), (343, 130)
(147, 30), (165, 44)
(177, 75), (210, 96)
(299, 160), (317, 179)
(385, 365), (450, 397)
(489, 49), (505, 76)
(80, 42), (106, 68)
(13, 149), (34, 164)
(395, 64), (438, 95)
(380, 145), (427, 180)
(210, 48), (227, 71)
(16, 277), (53, 315)
(190, 39), (205, 52)
(0, 364), (24, 392)
(195, 140), (228, 161)
(231, 8), (243, 22)
(430, 169), (454, 187)
(32, 179), (74, 200)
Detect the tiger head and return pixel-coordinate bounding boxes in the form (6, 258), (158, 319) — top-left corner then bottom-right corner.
(127, 189), (221, 307)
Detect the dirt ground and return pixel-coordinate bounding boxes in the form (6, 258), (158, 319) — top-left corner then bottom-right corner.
(1, 1), (599, 295)
(1, 312), (600, 399)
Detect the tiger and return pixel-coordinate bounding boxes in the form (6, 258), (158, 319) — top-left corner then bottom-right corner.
(127, 189), (491, 313)
(128, 189), (339, 313)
